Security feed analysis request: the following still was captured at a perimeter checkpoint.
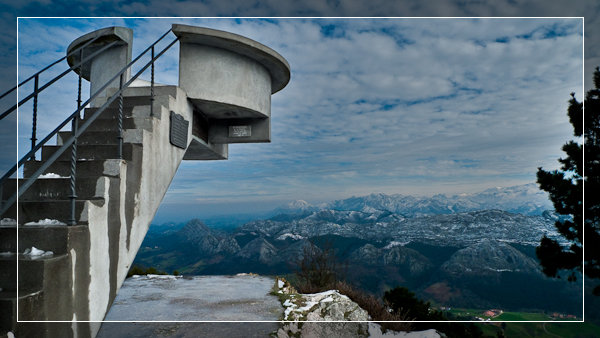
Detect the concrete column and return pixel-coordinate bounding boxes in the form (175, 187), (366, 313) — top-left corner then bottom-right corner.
(67, 27), (133, 107)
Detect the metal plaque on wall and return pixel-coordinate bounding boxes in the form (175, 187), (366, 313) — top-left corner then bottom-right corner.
(170, 111), (189, 149)
(229, 125), (252, 137)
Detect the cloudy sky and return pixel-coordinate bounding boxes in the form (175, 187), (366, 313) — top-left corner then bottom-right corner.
(15, 18), (583, 222)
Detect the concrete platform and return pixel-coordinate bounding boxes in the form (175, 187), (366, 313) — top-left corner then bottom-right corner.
(102, 274), (283, 321)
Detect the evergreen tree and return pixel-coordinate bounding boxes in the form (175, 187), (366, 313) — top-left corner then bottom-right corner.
(536, 67), (600, 295)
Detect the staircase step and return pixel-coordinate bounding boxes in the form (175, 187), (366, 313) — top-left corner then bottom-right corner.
(57, 129), (144, 146)
(21, 253), (69, 292)
(0, 253), (68, 292)
(81, 115), (154, 132)
(3, 177), (107, 202)
(0, 224), (86, 255)
(2, 199), (102, 225)
(0, 254), (15, 291)
(83, 105), (154, 121)
(104, 85), (177, 109)
(57, 130), (120, 145)
(42, 144), (136, 162)
(0, 224), (86, 256)
(24, 159), (125, 179)
(121, 84), (178, 99)
(0, 289), (45, 333)
(0, 226), (16, 253)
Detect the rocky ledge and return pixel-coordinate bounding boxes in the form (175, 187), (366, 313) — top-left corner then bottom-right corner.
(273, 278), (443, 338)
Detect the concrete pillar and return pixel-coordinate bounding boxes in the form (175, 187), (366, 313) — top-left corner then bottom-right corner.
(67, 27), (133, 107)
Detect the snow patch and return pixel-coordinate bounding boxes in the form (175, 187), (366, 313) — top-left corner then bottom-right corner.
(39, 173), (68, 178)
(384, 240), (410, 249)
(23, 246), (53, 257)
(277, 233), (304, 240)
(146, 274), (181, 280)
(25, 218), (67, 226)
(1, 218), (17, 225)
(278, 280), (284, 288)
(321, 296), (334, 303)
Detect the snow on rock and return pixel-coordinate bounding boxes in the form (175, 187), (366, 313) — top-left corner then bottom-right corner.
(145, 274), (181, 280)
(235, 272), (259, 276)
(383, 241), (410, 249)
(1, 218), (17, 225)
(38, 173), (68, 178)
(23, 246), (53, 257)
(274, 277), (444, 338)
(25, 218), (67, 226)
(275, 277), (371, 338)
(277, 233), (304, 240)
(275, 279), (368, 322)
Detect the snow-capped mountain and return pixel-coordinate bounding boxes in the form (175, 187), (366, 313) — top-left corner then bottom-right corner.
(320, 183), (552, 216)
(272, 199), (319, 215)
(240, 208), (560, 247)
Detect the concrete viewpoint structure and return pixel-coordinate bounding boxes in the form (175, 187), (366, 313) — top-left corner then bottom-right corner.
(0, 24), (290, 338)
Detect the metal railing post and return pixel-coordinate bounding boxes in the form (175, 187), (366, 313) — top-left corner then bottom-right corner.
(150, 46), (155, 117)
(68, 116), (78, 225)
(68, 52), (85, 226)
(77, 49), (83, 113)
(118, 74), (124, 159)
(31, 75), (39, 160)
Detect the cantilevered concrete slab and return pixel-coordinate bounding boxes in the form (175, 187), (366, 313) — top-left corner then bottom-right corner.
(172, 24), (291, 144)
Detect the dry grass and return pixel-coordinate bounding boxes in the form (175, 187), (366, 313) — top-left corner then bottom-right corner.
(295, 279), (412, 332)
(335, 281), (413, 332)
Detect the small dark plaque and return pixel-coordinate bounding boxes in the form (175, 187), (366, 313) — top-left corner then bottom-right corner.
(170, 111), (189, 149)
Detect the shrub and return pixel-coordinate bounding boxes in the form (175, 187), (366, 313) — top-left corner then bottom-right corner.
(126, 265), (168, 278)
(295, 239), (343, 293)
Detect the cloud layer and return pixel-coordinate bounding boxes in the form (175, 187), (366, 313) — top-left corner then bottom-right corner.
(14, 18), (583, 220)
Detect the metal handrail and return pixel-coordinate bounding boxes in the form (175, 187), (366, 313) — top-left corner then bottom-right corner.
(0, 40), (120, 121)
(0, 34), (102, 101)
(0, 28), (178, 218)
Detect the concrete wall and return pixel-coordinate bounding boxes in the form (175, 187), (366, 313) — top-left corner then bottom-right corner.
(89, 45), (132, 107)
(66, 27), (133, 108)
(179, 44), (272, 119)
(84, 87), (193, 335)
(35, 87), (196, 337)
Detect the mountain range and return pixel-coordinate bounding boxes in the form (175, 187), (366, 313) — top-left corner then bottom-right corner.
(134, 183), (582, 315)
(276, 183), (553, 217)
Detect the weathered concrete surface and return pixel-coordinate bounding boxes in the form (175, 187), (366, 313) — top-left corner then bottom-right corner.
(103, 274), (283, 321)
(97, 322), (279, 338)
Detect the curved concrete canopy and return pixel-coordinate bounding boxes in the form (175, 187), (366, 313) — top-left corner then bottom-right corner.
(171, 24), (291, 94)
(66, 26), (133, 80)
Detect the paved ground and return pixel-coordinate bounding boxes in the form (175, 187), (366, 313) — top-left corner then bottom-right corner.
(96, 274), (282, 337)
(97, 322), (280, 338)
